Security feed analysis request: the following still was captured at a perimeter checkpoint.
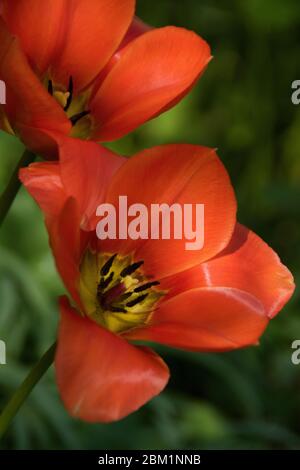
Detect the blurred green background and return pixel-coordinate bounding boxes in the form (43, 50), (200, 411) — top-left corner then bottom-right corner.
(1, 0), (300, 450)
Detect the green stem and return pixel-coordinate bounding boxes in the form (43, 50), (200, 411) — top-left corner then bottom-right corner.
(0, 149), (35, 227)
(0, 342), (56, 440)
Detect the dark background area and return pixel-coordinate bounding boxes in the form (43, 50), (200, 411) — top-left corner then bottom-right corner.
(0, 0), (300, 449)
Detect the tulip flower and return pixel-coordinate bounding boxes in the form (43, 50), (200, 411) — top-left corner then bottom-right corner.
(20, 134), (294, 422)
(0, 0), (211, 157)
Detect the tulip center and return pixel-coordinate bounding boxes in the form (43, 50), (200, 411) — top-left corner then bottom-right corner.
(47, 76), (92, 139)
(79, 250), (164, 334)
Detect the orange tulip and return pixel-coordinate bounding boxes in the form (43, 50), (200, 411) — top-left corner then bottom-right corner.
(0, 1), (211, 157)
(20, 134), (294, 422)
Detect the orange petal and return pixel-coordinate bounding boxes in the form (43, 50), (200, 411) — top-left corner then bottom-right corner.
(49, 199), (83, 306)
(55, 297), (170, 423)
(20, 133), (125, 304)
(1, 0), (68, 75)
(118, 16), (153, 51)
(90, 26), (211, 141)
(50, 0), (135, 92)
(16, 125), (63, 159)
(160, 224), (294, 318)
(0, 18), (70, 145)
(20, 132), (125, 227)
(126, 287), (268, 352)
(52, 133), (125, 230)
(19, 160), (66, 223)
(100, 145), (236, 279)
(90, 16), (153, 89)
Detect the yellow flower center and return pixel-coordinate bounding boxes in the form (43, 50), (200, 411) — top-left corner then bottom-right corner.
(46, 76), (92, 139)
(79, 250), (164, 334)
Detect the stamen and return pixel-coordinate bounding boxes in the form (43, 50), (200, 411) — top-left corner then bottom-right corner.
(98, 271), (114, 290)
(126, 293), (148, 308)
(110, 306), (127, 313)
(101, 254), (117, 276)
(120, 261), (144, 278)
(134, 281), (160, 293)
(64, 76), (74, 111)
(48, 80), (53, 96)
(70, 110), (90, 126)
(118, 292), (133, 301)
